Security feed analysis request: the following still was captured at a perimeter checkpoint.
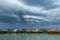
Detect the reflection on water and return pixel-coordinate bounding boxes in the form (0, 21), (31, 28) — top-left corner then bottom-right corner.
(0, 33), (60, 40)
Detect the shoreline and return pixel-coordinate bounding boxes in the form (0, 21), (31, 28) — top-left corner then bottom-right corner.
(0, 29), (60, 34)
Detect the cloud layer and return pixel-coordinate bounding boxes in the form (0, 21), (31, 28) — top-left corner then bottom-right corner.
(0, 0), (60, 27)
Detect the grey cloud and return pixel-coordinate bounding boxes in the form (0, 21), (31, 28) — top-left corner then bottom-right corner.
(21, 0), (56, 9)
(0, 0), (60, 27)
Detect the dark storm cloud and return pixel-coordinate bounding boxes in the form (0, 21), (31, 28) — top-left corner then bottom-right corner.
(0, 0), (26, 23)
(0, 0), (60, 26)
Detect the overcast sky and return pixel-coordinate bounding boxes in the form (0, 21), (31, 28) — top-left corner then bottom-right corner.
(0, 0), (60, 27)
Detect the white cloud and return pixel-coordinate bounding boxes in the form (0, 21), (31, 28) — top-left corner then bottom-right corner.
(5, 0), (60, 22)
(25, 19), (41, 22)
(17, 0), (60, 22)
(53, 0), (60, 5)
(23, 15), (53, 21)
(16, 0), (45, 13)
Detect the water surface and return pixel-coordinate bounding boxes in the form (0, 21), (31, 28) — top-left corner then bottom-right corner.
(0, 33), (60, 40)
